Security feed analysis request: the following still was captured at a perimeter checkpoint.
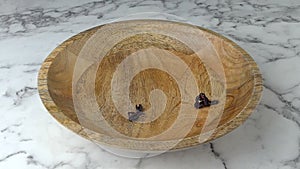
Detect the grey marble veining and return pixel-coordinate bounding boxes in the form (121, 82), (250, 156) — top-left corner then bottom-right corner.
(0, 0), (299, 168)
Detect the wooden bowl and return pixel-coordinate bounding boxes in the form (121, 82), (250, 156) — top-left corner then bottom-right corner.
(38, 20), (262, 152)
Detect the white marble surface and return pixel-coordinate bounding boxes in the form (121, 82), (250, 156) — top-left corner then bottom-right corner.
(0, 0), (300, 168)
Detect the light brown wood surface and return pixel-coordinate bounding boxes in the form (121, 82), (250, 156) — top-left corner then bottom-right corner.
(38, 20), (262, 151)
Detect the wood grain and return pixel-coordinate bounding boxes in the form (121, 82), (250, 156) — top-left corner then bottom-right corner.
(38, 20), (263, 151)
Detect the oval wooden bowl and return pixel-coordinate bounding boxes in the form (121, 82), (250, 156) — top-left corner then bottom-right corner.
(38, 20), (262, 152)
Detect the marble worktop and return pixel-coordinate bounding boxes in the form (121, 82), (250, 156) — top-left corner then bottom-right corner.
(0, 0), (299, 168)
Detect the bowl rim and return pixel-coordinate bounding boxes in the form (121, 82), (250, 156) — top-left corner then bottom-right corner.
(38, 19), (263, 151)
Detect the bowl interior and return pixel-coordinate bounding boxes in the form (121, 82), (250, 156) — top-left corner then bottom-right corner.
(42, 20), (262, 149)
